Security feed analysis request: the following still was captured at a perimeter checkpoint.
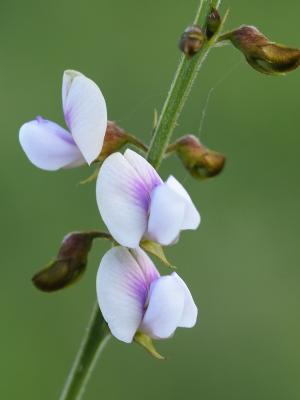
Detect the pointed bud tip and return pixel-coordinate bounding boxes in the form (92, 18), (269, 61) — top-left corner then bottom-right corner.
(206, 7), (221, 39)
(32, 231), (108, 293)
(196, 151), (226, 178)
(223, 25), (300, 75)
(32, 259), (86, 292)
(171, 135), (226, 179)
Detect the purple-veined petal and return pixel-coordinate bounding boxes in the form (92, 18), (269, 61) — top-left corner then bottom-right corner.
(147, 183), (186, 245)
(131, 247), (160, 284)
(62, 70), (107, 165)
(96, 247), (159, 343)
(124, 149), (162, 191)
(166, 176), (201, 230)
(96, 153), (151, 248)
(172, 272), (198, 328)
(19, 117), (85, 171)
(140, 274), (185, 339)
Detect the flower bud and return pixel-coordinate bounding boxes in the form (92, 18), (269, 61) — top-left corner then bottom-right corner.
(95, 121), (148, 162)
(168, 135), (225, 179)
(179, 25), (205, 57)
(220, 25), (300, 75)
(206, 7), (221, 39)
(32, 231), (110, 292)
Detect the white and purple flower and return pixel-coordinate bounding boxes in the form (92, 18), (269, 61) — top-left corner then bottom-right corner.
(19, 70), (107, 170)
(96, 149), (200, 248)
(97, 246), (198, 343)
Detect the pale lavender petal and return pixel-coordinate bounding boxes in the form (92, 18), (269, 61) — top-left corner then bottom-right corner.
(131, 247), (160, 286)
(166, 176), (200, 230)
(147, 183), (186, 245)
(140, 274), (185, 339)
(96, 247), (148, 343)
(172, 273), (198, 328)
(96, 153), (150, 248)
(62, 70), (107, 165)
(124, 149), (162, 191)
(166, 176), (201, 230)
(19, 117), (85, 171)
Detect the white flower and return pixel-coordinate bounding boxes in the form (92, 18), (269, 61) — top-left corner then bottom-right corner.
(19, 70), (107, 170)
(97, 246), (198, 343)
(96, 149), (200, 248)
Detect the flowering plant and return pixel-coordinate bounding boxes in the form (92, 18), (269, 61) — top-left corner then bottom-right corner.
(19, 1), (300, 399)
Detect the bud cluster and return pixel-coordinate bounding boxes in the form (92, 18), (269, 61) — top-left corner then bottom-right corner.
(178, 7), (222, 57)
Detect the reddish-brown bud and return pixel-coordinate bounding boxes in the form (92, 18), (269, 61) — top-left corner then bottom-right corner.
(168, 135), (225, 180)
(96, 122), (129, 161)
(32, 231), (111, 292)
(94, 121), (148, 162)
(206, 7), (221, 39)
(179, 25), (205, 57)
(220, 25), (300, 75)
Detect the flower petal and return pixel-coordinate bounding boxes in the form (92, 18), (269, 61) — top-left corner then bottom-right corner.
(124, 149), (162, 190)
(147, 183), (186, 245)
(131, 247), (160, 285)
(166, 176), (201, 230)
(96, 247), (159, 343)
(96, 153), (150, 248)
(96, 247), (144, 343)
(140, 274), (185, 339)
(172, 272), (198, 328)
(19, 117), (85, 171)
(62, 70), (107, 165)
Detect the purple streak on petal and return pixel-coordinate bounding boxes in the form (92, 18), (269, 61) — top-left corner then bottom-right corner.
(129, 279), (148, 307)
(130, 248), (160, 310)
(128, 178), (161, 212)
(35, 115), (75, 145)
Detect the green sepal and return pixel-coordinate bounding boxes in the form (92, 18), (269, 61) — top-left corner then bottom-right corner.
(79, 166), (100, 185)
(134, 332), (165, 360)
(141, 240), (174, 268)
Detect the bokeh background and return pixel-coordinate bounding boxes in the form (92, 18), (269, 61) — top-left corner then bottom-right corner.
(1, 0), (300, 399)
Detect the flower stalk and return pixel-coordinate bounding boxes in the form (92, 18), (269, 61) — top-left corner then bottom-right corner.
(59, 302), (111, 400)
(59, 1), (224, 398)
(147, 0), (226, 169)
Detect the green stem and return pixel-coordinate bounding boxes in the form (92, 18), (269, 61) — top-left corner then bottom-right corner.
(59, 303), (111, 400)
(59, 2), (227, 399)
(147, 0), (225, 168)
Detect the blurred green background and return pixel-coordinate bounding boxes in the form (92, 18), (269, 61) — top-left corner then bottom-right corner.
(1, 0), (300, 399)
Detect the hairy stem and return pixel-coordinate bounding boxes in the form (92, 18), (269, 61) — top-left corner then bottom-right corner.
(147, 0), (225, 168)
(59, 303), (111, 400)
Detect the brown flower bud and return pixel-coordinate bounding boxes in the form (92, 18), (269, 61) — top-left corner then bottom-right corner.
(168, 135), (225, 180)
(206, 7), (221, 39)
(220, 25), (300, 75)
(95, 122), (148, 162)
(32, 231), (111, 292)
(179, 25), (205, 57)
